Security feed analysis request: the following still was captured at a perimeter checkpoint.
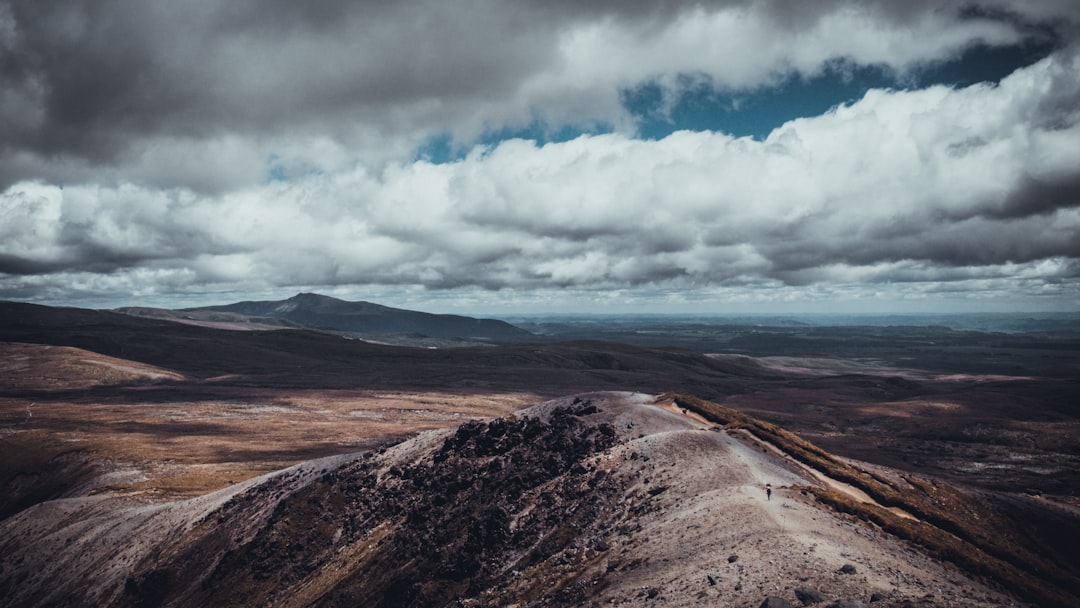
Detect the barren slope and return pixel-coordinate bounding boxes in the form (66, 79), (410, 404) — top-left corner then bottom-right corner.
(0, 342), (186, 390)
(0, 393), (1022, 608)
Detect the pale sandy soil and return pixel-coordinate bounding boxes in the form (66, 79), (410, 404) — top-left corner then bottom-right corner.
(559, 393), (1022, 607)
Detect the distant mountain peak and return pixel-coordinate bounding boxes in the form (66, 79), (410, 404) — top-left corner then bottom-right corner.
(275, 292), (345, 313)
(288, 292), (343, 303)
(187, 293), (532, 342)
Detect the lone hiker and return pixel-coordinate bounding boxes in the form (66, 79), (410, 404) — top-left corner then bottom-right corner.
(766, 483), (772, 501)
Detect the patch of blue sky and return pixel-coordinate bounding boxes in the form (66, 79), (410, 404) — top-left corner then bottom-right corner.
(415, 120), (615, 164)
(416, 38), (1055, 163)
(265, 160), (288, 183)
(263, 154), (327, 184)
(626, 38), (1056, 141)
(621, 61), (897, 141)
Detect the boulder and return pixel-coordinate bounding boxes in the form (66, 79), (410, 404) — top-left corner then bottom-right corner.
(760, 597), (797, 608)
(794, 586), (827, 605)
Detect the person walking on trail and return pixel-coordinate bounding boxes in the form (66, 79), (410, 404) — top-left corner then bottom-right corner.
(766, 483), (772, 501)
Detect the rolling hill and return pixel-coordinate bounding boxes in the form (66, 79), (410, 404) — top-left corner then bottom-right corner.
(182, 292), (534, 343)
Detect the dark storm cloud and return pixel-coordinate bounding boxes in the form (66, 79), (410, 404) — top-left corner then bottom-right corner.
(0, 253), (66, 275)
(763, 211), (1080, 277)
(1, 2), (197, 155)
(3, 0), (1073, 189)
(988, 172), (1080, 219)
(2, 1), (1080, 309)
(0, 1), (561, 186)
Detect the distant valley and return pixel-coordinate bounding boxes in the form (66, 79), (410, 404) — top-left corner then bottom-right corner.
(119, 293), (1080, 380)
(506, 313), (1080, 378)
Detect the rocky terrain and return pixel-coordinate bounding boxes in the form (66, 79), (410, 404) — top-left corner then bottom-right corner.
(0, 394), (1023, 608)
(1, 301), (1077, 607)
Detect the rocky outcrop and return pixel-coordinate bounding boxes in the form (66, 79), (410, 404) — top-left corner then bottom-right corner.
(795, 585), (827, 605)
(119, 400), (625, 607)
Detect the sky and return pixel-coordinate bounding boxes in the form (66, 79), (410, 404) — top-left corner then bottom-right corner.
(1, 1), (1079, 315)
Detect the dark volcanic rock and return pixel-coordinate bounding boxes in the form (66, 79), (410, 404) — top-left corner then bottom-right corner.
(795, 585), (827, 605)
(761, 596), (798, 608)
(825, 601), (867, 608)
(838, 563), (858, 575)
(118, 402), (624, 608)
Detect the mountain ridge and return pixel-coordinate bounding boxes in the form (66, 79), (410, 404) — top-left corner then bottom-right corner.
(0, 393), (1027, 608)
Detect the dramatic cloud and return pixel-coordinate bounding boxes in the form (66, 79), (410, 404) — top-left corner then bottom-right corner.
(3, 1), (1070, 184)
(1, 1), (1079, 311)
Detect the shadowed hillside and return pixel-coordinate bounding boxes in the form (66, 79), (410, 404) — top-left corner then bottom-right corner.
(187, 292), (534, 343)
(0, 301), (769, 395)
